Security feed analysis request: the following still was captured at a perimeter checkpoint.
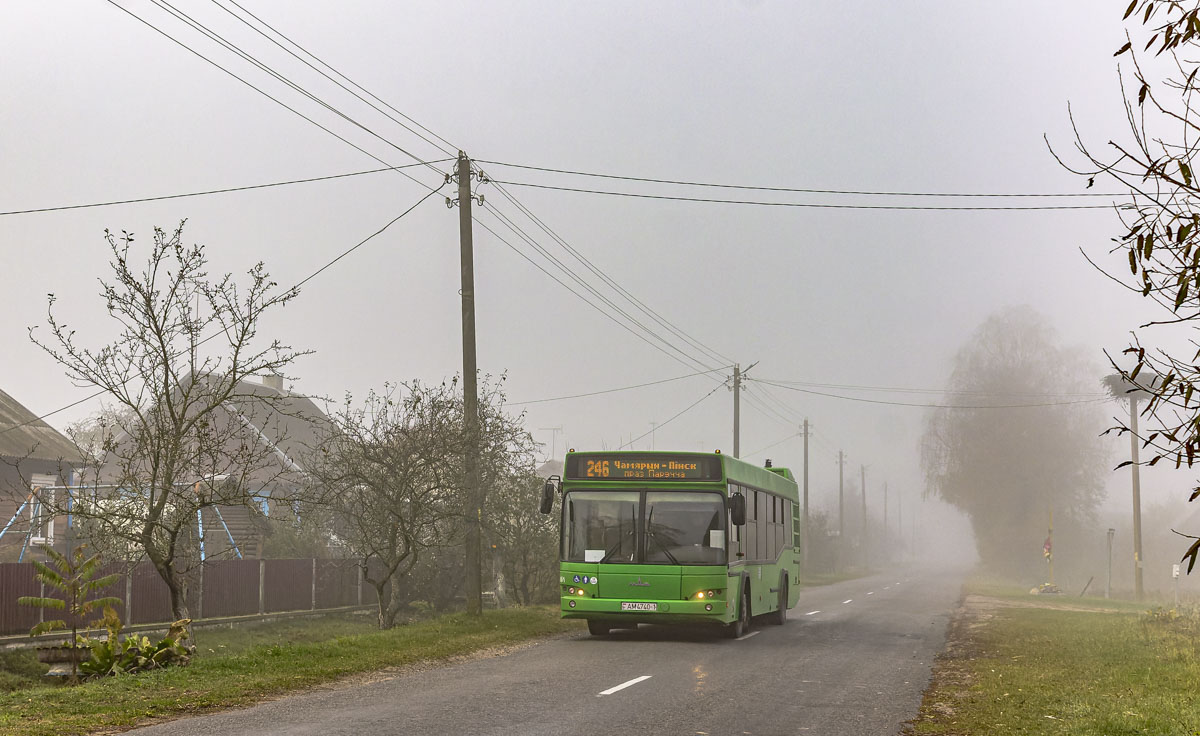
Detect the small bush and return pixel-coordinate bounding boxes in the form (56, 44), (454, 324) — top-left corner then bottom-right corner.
(77, 608), (193, 678)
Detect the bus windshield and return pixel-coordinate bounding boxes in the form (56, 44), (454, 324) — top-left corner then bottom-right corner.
(562, 490), (726, 565)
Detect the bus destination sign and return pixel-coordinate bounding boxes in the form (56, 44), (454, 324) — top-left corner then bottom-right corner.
(565, 453), (723, 481)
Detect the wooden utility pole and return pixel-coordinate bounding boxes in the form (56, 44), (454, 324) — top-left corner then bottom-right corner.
(732, 364), (741, 457)
(456, 151), (483, 616)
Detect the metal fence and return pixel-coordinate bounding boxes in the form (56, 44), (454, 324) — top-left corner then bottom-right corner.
(0, 559), (369, 636)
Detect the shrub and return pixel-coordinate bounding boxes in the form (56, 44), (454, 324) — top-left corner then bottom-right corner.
(78, 608), (192, 678)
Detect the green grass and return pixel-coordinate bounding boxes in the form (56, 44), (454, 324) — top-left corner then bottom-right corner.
(798, 569), (869, 588)
(963, 579), (1156, 613)
(0, 607), (582, 736)
(0, 649), (48, 692)
(911, 600), (1200, 734)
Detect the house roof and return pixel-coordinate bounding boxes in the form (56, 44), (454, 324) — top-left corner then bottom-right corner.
(219, 377), (332, 471)
(98, 373), (332, 489)
(0, 387), (81, 462)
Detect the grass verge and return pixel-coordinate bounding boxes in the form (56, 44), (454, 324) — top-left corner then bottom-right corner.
(909, 588), (1200, 735)
(0, 606), (582, 736)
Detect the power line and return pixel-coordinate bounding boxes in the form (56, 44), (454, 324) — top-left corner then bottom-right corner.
(147, 0), (446, 178)
(489, 180), (1124, 211)
(0, 160), (449, 217)
(209, 0), (457, 162)
(753, 376), (1109, 398)
(618, 383), (725, 450)
(473, 207), (718, 374)
(218, 0), (459, 156)
(119, 0), (734, 380)
(744, 432), (802, 458)
(481, 177), (733, 368)
(104, 0), (441, 195)
(1, 186), (442, 438)
(752, 378), (1113, 409)
(508, 366), (730, 406)
(477, 200), (721, 373)
(477, 159), (1130, 198)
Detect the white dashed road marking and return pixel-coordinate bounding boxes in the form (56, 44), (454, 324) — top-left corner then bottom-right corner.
(805, 610), (821, 616)
(867, 591), (874, 595)
(599, 675), (652, 696)
(737, 631), (761, 641)
(843, 599), (853, 604)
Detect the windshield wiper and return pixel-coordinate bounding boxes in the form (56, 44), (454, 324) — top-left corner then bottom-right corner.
(645, 507), (679, 565)
(601, 502), (636, 563)
(599, 538), (627, 563)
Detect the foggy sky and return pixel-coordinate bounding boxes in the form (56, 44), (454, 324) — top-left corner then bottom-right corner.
(2, 1), (1188, 568)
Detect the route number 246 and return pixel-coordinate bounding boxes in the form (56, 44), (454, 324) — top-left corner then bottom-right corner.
(586, 460), (610, 477)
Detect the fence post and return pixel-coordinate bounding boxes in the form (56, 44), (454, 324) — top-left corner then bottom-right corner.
(197, 563), (204, 620)
(258, 559), (265, 615)
(356, 564), (363, 606)
(39, 579), (45, 625)
(125, 569), (133, 623)
(311, 558), (317, 610)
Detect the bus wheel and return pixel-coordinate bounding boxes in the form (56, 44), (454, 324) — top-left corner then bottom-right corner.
(587, 620), (610, 636)
(727, 585), (750, 639)
(771, 577), (788, 625)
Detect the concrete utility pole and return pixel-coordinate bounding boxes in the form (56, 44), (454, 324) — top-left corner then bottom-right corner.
(456, 151), (483, 616)
(1106, 527), (1115, 599)
(733, 364), (741, 457)
(860, 464), (868, 568)
(1104, 374), (1147, 602)
(1129, 394), (1145, 601)
(802, 419), (810, 571)
(731, 362), (758, 458)
(837, 450), (846, 569)
(538, 426), (563, 462)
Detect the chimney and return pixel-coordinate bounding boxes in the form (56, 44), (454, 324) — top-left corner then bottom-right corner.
(262, 374), (285, 392)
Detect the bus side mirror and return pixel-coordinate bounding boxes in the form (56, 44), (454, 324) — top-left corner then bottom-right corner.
(730, 493), (746, 526)
(539, 477), (558, 515)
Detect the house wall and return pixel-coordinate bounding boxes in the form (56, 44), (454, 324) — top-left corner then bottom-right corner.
(0, 459), (74, 562)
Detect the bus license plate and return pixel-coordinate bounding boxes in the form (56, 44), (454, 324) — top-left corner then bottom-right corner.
(621, 602), (657, 612)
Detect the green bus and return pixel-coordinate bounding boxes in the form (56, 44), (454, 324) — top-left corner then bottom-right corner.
(539, 450), (802, 637)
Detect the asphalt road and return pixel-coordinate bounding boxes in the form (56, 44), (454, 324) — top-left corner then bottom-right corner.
(131, 566), (965, 736)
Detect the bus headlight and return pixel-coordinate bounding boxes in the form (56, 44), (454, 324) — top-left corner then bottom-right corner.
(696, 591), (705, 599)
(568, 587), (576, 594)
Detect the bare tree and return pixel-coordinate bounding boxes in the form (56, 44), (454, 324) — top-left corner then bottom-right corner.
(307, 375), (537, 626)
(485, 469), (559, 605)
(1060, 1), (1200, 569)
(307, 381), (462, 629)
(30, 223), (307, 625)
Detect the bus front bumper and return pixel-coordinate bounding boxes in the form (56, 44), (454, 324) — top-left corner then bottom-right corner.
(561, 596), (732, 624)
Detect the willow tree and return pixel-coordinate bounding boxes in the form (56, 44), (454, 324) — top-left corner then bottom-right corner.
(920, 307), (1108, 579)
